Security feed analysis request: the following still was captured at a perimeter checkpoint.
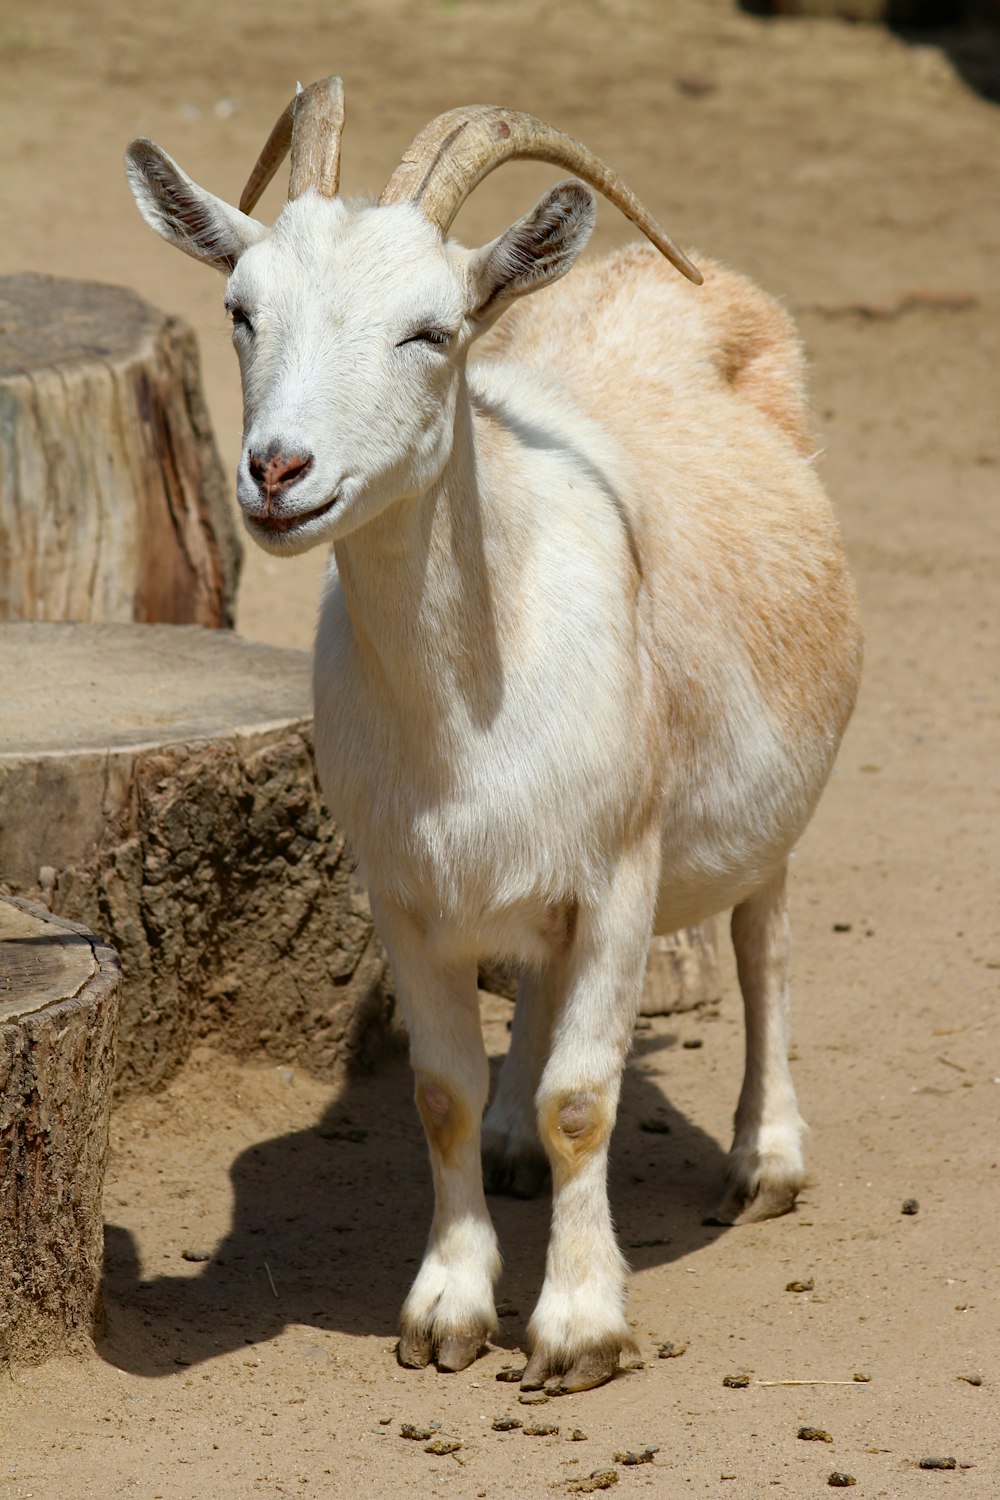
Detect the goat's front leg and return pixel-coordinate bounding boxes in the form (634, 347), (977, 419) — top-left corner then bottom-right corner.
(373, 896), (500, 1373)
(711, 861), (806, 1225)
(522, 836), (660, 1393)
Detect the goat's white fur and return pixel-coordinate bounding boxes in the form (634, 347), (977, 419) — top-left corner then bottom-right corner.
(127, 140), (862, 1391)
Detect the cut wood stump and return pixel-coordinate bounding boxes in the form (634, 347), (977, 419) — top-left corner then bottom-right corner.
(0, 896), (122, 1364)
(0, 274), (241, 627)
(0, 623), (391, 1094)
(641, 922), (720, 1017)
(479, 920), (720, 1017)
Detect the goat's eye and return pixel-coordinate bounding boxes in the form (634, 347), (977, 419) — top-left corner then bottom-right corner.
(397, 328), (450, 349)
(228, 305), (254, 336)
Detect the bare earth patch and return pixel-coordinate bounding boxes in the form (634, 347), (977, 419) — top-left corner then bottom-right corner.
(1, 1), (997, 1494)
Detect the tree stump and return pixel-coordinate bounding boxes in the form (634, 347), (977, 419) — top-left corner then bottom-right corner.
(0, 622), (391, 1095)
(479, 920), (720, 1017)
(0, 274), (241, 627)
(640, 922), (720, 1016)
(0, 896), (122, 1364)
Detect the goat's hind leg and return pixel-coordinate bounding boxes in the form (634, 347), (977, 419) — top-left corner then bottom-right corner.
(711, 861), (807, 1225)
(374, 897), (501, 1373)
(482, 967), (555, 1199)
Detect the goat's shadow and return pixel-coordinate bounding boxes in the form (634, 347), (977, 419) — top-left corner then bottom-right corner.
(100, 1020), (732, 1378)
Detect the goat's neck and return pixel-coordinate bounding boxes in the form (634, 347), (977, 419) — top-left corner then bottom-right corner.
(333, 389), (510, 729)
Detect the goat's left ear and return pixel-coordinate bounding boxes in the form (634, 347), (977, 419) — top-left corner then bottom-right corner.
(466, 180), (596, 327)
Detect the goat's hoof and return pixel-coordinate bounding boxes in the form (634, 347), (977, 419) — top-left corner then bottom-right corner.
(396, 1324), (433, 1369)
(397, 1322), (489, 1373)
(520, 1337), (623, 1394)
(482, 1138), (550, 1199)
(705, 1162), (803, 1226)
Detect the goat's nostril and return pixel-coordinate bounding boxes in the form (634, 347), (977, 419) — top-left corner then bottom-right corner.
(248, 450), (314, 492)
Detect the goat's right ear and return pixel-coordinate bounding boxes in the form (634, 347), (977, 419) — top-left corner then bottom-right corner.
(125, 139), (266, 272)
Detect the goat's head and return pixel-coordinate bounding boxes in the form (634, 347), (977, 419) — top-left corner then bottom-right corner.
(126, 78), (700, 554)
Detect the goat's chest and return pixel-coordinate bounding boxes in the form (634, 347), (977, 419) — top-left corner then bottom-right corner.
(312, 588), (643, 921)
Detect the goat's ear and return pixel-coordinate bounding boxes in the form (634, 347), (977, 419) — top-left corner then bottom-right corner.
(465, 180), (596, 327)
(125, 139), (266, 272)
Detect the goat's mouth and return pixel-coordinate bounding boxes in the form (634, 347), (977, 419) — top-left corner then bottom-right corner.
(248, 497), (338, 536)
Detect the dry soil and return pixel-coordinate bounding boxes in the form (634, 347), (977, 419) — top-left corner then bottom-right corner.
(1, 2), (997, 1496)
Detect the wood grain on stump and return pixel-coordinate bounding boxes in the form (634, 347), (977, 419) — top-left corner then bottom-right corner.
(641, 923), (720, 1016)
(0, 896), (122, 1365)
(0, 274), (241, 627)
(0, 623), (391, 1095)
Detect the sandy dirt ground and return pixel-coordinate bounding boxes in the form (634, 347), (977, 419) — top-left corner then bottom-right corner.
(2, 1), (998, 1495)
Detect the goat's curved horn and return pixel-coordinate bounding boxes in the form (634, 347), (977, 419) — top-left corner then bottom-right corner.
(239, 76), (345, 216)
(378, 105), (702, 285)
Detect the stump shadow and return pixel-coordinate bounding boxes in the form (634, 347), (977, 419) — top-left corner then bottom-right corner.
(100, 1022), (733, 1378)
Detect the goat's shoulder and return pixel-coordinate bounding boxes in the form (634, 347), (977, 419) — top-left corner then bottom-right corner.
(477, 245), (815, 459)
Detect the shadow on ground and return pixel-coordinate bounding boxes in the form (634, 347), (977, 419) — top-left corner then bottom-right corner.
(737, 1), (1000, 104)
(100, 1023), (732, 1377)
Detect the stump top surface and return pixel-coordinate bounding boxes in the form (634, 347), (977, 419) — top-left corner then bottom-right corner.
(0, 899), (97, 1021)
(0, 623), (312, 756)
(0, 274), (167, 378)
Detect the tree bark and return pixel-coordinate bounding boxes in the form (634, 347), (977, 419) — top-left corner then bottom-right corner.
(640, 922), (720, 1016)
(0, 274), (241, 628)
(0, 896), (122, 1365)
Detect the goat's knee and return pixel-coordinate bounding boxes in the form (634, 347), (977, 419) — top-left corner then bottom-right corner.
(415, 1075), (474, 1162)
(538, 1088), (613, 1180)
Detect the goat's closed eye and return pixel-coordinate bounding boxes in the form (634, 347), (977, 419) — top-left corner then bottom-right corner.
(228, 304), (254, 335)
(397, 327), (450, 349)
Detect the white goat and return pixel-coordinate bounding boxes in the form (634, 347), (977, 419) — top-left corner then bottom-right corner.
(126, 77), (862, 1393)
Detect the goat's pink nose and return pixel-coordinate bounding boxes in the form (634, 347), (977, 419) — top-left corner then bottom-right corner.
(248, 449), (314, 494)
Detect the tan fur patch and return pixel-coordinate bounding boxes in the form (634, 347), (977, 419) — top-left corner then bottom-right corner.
(539, 1089), (612, 1177)
(415, 1075), (471, 1164)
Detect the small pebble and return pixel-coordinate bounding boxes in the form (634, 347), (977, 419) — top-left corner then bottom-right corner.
(614, 1446), (659, 1465)
(832, 922), (852, 933)
(785, 1278), (814, 1293)
(852, 1372), (871, 1383)
(569, 1428), (588, 1441)
(798, 1427), (833, 1443)
(828, 1475), (856, 1488)
(674, 73), (717, 98)
(657, 1341), (687, 1359)
(495, 1366), (524, 1383)
(495, 1301), (520, 1317)
(424, 1437), (462, 1456)
(958, 1373), (982, 1386)
(919, 1457), (957, 1471)
(492, 1416), (522, 1432)
(723, 1373), (750, 1388)
(901, 1198), (919, 1215)
(566, 1470), (618, 1493)
(523, 1422), (560, 1436)
(519, 1391), (550, 1405)
(180, 1248), (211, 1262)
(682, 1038), (704, 1049)
(400, 1423), (432, 1441)
(639, 1117), (672, 1135)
